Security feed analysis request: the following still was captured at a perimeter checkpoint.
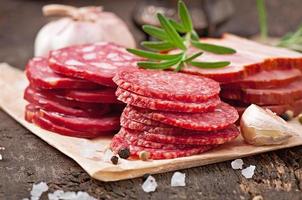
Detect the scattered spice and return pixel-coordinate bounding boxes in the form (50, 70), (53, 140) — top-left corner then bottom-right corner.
(118, 147), (130, 159)
(139, 151), (150, 161)
(142, 175), (158, 193)
(241, 165), (256, 179)
(171, 172), (186, 187)
(110, 155), (119, 165)
(280, 110), (294, 121)
(231, 159), (244, 170)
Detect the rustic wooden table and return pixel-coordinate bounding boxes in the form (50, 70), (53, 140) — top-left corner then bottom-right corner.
(1, 0), (302, 199)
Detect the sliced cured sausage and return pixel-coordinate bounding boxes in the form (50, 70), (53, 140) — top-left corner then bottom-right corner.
(49, 43), (142, 87)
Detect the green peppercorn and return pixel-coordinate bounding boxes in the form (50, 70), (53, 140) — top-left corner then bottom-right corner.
(110, 155), (119, 165)
(118, 147), (130, 159)
(139, 151), (150, 161)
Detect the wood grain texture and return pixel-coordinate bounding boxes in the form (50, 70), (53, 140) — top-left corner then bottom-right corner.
(0, 0), (302, 199)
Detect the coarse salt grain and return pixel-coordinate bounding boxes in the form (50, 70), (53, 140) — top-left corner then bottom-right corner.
(0, 154), (2, 160)
(30, 182), (49, 200)
(171, 172), (186, 187)
(241, 165), (256, 179)
(142, 175), (158, 193)
(48, 190), (96, 200)
(231, 159), (244, 169)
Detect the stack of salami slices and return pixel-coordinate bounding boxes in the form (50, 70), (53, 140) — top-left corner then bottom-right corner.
(24, 42), (142, 138)
(111, 68), (240, 160)
(174, 34), (302, 117)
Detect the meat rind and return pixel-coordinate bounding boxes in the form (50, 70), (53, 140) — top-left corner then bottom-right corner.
(114, 67), (220, 102)
(116, 87), (220, 113)
(48, 43), (142, 87)
(127, 103), (239, 131)
(26, 57), (100, 89)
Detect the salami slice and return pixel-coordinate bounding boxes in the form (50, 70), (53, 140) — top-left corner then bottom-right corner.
(111, 133), (215, 160)
(116, 88), (220, 113)
(26, 57), (100, 89)
(127, 103), (239, 131)
(24, 87), (110, 117)
(221, 78), (302, 105)
(113, 67), (220, 102)
(53, 88), (119, 103)
(49, 43), (142, 87)
(221, 69), (302, 89)
(39, 110), (120, 133)
(25, 105), (112, 138)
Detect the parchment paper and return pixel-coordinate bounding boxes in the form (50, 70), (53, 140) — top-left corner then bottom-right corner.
(0, 63), (301, 182)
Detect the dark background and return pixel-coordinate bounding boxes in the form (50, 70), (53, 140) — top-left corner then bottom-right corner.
(0, 0), (302, 199)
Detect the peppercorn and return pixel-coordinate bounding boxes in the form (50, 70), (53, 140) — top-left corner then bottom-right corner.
(139, 151), (150, 161)
(280, 110), (294, 121)
(118, 147), (130, 159)
(110, 155), (119, 165)
(298, 113), (302, 124)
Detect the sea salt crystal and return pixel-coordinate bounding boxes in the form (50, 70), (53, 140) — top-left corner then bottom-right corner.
(30, 182), (49, 200)
(231, 159), (244, 169)
(103, 149), (114, 163)
(241, 165), (256, 179)
(171, 172), (186, 187)
(142, 175), (158, 193)
(0, 147), (5, 150)
(0, 154), (2, 160)
(48, 190), (96, 200)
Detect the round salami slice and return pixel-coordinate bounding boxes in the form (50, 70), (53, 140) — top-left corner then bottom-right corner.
(53, 88), (119, 103)
(116, 87), (220, 113)
(111, 133), (215, 160)
(127, 103), (239, 131)
(39, 110), (120, 133)
(25, 105), (112, 138)
(24, 87), (110, 117)
(113, 67), (220, 102)
(49, 43), (142, 87)
(26, 57), (100, 89)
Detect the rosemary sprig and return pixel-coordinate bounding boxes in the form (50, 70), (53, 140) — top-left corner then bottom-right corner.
(278, 25), (302, 52)
(256, 0), (268, 40)
(127, 0), (236, 71)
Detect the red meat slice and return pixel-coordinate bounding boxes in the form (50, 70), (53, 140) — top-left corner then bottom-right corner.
(116, 87), (220, 113)
(48, 43), (142, 87)
(24, 87), (110, 117)
(25, 105), (112, 138)
(221, 69), (302, 89)
(111, 133), (215, 160)
(127, 103), (239, 131)
(171, 34), (302, 82)
(113, 67), (220, 102)
(221, 78), (302, 105)
(26, 57), (100, 89)
(39, 110), (120, 133)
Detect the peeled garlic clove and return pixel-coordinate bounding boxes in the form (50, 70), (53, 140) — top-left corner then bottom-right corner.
(240, 104), (293, 146)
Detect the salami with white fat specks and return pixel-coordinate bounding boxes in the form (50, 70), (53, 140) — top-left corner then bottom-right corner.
(48, 43), (142, 87)
(113, 67), (220, 102)
(116, 87), (220, 113)
(126, 103), (239, 131)
(26, 57), (100, 89)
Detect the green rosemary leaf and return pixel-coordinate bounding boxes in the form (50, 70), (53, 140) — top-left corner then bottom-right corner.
(141, 41), (175, 51)
(138, 57), (182, 70)
(175, 61), (184, 72)
(178, 0), (193, 32)
(157, 13), (186, 50)
(191, 40), (236, 54)
(191, 30), (200, 41)
(190, 61), (230, 69)
(184, 52), (203, 62)
(169, 19), (186, 33)
(142, 25), (168, 41)
(127, 48), (183, 60)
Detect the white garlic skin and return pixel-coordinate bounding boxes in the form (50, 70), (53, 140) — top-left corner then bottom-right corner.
(34, 11), (136, 57)
(240, 104), (293, 146)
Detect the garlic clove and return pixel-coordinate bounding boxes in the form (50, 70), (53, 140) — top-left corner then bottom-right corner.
(240, 104), (294, 146)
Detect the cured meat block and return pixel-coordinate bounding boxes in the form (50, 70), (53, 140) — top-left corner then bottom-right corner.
(127, 103), (239, 131)
(26, 57), (100, 89)
(114, 67), (220, 102)
(221, 78), (302, 105)
(171, 34), (302, 82)
(221, 69), (302, 89)
(48, 43), (143, 87)
(111, 133), (215, 160)
(116, 87), (220, 113)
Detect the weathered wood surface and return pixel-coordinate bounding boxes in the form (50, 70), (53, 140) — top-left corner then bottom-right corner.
(0, 0), (302, 199)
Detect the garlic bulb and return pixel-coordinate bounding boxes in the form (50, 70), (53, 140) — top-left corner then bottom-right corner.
(240, 104), (294, 146)
(34, 4), (136, 56)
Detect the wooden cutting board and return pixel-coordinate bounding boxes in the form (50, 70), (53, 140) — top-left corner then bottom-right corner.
(0, 63), (301, 182)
